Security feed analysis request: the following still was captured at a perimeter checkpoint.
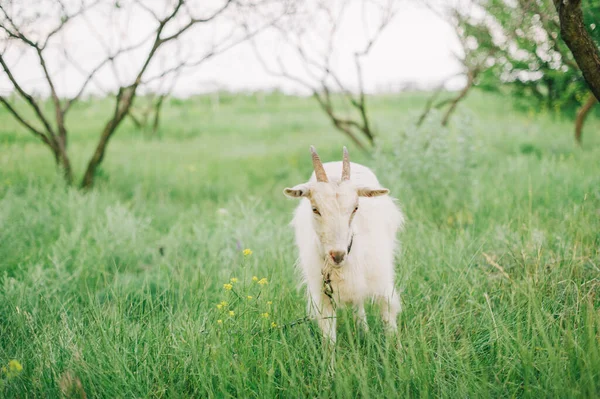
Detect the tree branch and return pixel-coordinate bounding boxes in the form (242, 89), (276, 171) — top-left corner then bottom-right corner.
(41, 0), (101, 49)
(417, 84), (446, 127)
(441, 69), (477, 126)
(0, 54), (57, 140)
(159, 0), (234, 44)
(62, 32), (157, 114)
(0, 96), (53, 147)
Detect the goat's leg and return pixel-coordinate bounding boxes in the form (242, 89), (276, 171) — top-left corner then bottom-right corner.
(307, 291), (337, 344)
(354, 302), (369, 332)
(309, 296), (337, 372)
(315, 297), (337, 345)
(377, 290), (401, 333)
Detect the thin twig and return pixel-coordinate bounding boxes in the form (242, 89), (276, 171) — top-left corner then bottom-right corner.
(482, 252), (512, 282)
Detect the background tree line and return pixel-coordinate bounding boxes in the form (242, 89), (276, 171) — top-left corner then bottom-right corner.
(1, 0), (599, 189)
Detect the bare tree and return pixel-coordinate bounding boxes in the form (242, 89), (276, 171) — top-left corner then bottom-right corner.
(553, 0), (600, 102)
(417, 3), (489, 127)
(0, 0), (284, 188)
(249, 0), (399, 152)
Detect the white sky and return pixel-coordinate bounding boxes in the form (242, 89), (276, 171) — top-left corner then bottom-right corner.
(0, 1), (465, 98)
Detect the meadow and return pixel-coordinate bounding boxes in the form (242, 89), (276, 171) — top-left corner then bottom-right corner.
(1, 91), (600, 397)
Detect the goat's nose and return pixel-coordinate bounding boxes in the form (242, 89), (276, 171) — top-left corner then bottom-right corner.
(329, 250), (346, 264)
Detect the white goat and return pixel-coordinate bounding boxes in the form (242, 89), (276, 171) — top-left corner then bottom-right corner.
(284, 146), (404, 343)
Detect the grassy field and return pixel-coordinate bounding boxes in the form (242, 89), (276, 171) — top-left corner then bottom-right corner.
(1, 91), (600, 397)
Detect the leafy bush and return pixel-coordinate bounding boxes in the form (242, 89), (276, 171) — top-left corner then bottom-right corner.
(374, 111), (479, 226)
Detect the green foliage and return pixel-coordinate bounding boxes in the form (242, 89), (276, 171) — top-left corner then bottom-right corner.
(460, 0), (600, 114)
(1, 92), (600, 397)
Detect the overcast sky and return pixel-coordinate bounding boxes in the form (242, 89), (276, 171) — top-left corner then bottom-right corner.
(0, 1), (464, 97)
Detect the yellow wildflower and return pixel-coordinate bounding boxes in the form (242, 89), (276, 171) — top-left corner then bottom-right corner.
(216, 301), (228, 310)
(223, 283), (233, 291)
(466, 212), (474, 224)
(252, 276), (258, 282)
(258, 278), (268, 285)
(267, 301), (273, 306)
(247, 296), (253, 300)
(261, 312), (269, 319)
(229, 310), (235, 316)
(217, 319), (223, 325)
(243, 248), (253, 256)
(271, 322), (278, 328)
(8, 360), (22, 373)
(230, 278), (238, 283)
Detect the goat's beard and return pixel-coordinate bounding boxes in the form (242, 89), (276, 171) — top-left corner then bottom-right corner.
(322, 256), (342, 274)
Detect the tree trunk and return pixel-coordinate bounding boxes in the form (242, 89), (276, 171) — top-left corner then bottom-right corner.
(554, 0), (600, 101)
(54, 134), (73, 184)
(58, 150), (73, 184)
(151, 95), (166, 136)
(80, 88), (135, 189)
(574, 94), (597, 145)
(80, 120), (120, 189)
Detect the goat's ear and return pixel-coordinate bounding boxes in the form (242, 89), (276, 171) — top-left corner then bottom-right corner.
(357, 187), (389, 197)
(283, 184), (310, 198)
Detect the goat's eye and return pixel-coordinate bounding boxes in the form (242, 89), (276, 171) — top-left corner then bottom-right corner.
(353, 206), (359, 213)
(312, 207), (320, 216)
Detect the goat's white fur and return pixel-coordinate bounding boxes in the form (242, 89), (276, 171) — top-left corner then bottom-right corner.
(284, 149), (404, 343)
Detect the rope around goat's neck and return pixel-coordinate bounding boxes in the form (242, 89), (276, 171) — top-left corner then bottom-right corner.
(322, 271), (335, 310)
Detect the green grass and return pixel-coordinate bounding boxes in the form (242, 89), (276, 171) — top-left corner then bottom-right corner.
(1, 91), (600, 397)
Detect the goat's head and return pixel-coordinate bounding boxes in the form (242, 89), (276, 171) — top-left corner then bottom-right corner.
(284, 146), (389, 267)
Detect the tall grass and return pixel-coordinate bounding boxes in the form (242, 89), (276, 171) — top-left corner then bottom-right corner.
(1, 91), (599, 397)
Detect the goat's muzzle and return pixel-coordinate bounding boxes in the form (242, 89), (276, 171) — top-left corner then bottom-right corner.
(329, 250), (346, 266)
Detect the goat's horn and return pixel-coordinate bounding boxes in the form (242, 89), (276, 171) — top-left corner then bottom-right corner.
(310, 145), (328, 183)
(341, 146), (350, 181)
